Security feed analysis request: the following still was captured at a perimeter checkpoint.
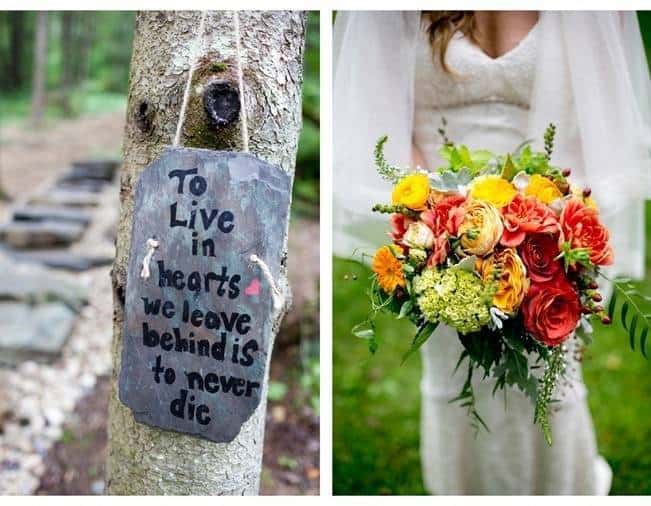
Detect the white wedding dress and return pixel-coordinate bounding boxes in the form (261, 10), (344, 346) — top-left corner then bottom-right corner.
(413, 24), (613, 495)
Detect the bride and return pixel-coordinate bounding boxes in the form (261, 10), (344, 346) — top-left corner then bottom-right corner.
(333, 11), (650, 495)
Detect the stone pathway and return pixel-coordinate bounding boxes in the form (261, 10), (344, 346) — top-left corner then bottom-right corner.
(0, 158), (118, 494)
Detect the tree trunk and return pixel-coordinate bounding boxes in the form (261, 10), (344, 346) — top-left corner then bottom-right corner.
(30, 11), (47, 124)
(107, 10), (305, 495)
(7, 11), (25, 90)
(75, 12), (95, 84)
(60, 11), (74, 116)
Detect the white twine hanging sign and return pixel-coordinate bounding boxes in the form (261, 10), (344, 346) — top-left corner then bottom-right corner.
(118, 11), (291, 443)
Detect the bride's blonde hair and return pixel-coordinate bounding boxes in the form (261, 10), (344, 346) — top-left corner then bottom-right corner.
(422, 11), (477, 73)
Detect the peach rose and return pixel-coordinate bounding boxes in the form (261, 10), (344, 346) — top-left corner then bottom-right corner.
(560, 198), (613, 266)
(500, 194), (559, 247)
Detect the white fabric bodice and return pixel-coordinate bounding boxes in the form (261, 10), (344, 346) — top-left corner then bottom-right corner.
(412, 25), (611, 495)
(413, 24), (537, 168)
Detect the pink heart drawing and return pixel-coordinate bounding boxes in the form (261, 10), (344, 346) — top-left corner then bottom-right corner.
(244, 278), (261, 296)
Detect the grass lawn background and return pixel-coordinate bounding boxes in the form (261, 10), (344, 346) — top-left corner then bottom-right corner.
(333, 202), (651, 495)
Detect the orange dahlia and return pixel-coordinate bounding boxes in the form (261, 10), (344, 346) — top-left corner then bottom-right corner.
(372, 246), (405, 293)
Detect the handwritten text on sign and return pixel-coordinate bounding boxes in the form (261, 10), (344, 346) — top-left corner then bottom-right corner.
(118, 148), (290, 443)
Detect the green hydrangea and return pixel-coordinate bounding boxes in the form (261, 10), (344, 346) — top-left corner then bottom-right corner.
(413, 267), (492, 334)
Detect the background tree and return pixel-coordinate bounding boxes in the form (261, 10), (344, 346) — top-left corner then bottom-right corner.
(6, 11), (25, 90)
(107, 10), (306, 495)
(30, 11), (47, 123)
(59, 11), (74, 116)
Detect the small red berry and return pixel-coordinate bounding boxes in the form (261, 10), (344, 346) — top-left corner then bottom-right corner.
(583, 188), (592, 197)
(588, 281), (598, 289)
(562, 168), (571, 177)
(601, 316), (612, 325)
(592, 294), (603, 302)
(582, 306), (593, 314)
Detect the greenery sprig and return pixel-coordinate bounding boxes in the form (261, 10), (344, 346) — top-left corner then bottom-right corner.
(450, 355), (489, 434)
(543, 123), (556, 160)
(534, 345), (566, 446)
(372, 203), (419, 219)
(374, 135), (405, 183)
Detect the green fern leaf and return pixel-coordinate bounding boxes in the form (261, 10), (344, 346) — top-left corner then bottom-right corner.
(630, 314), (638, 351)
(608, 290), (618, 320)
(641, 327), (649, 359)
(621, 302), (629, 331)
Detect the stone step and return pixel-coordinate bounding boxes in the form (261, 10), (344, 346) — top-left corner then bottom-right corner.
(0, 302), (77, 366)
(55, 179), (108, 193)
(0, 252), (87, 310)
(3, 248), (112, 271)
(12, 206), (93, 226)
(69, 159), (120, 181)
(29, 189), (100, 208)
(0, 221), (85, 249)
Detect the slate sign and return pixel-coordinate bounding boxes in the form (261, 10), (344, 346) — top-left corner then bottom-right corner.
(119, 147), (290, 443)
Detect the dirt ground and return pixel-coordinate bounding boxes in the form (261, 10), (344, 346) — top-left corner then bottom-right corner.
(1, 111), (319, 495)
(35, 343), (319, 495)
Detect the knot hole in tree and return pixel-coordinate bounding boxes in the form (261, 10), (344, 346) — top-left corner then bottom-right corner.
(134, 99), (155, 134)
(203, 81), (241, 129)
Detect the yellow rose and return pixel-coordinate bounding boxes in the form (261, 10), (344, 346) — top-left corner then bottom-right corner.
(469, 175), (517, 208)
(458, 200), (504, 256)
(477, 248), (530, 314)
(392, 173), (430, 210)
(525, 174), (563, 204)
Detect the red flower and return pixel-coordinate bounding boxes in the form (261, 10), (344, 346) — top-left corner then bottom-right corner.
(522, 275), (581, 346)
(421, 195), (466, 236)
(500, 194), (559, 247)
(518, 233), (562, 283)
(560, 198), (613, 266)
(389, 214), (413, 243)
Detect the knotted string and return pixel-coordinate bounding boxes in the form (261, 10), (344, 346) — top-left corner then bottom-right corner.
(249, 254), (284, 311)
(140, 238), (159, 279)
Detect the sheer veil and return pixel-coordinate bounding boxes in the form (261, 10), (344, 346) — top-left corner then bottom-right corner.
(333, 11), (651, 279)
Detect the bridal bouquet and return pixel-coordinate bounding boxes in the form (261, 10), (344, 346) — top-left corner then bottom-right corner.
(355, 125), (648, 444)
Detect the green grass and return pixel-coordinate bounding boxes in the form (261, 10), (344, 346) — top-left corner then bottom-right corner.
(0, 81), (126, 124)
(333, 202), (651, 495)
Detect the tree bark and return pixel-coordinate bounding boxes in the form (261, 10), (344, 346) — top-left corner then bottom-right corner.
(107, 10), (305, 495)
(30, 11), (47, 124)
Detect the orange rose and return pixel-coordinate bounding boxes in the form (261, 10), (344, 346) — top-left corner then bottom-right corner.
(522, 275), (582, 346)
(500, 194), (559, 247)
(560, 198), (613, 266)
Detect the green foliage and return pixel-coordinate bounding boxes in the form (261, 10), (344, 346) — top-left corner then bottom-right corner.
(401, 321), (438, 364)
(437, 144), (495, 174)
(374, 136), (405, 183)
(294, 11), (320, 213)
(299, 335), (320, 415)
(509, 144), (554, 176)
(268, 380), (288, 401)
(429, 166), (474, 192)
(607, 278), (651, 358)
